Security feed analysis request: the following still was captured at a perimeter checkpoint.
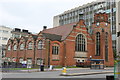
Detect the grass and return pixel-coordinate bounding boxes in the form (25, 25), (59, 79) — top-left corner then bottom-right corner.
(53, 66), (82, 69)
(6, 66), (82, 70)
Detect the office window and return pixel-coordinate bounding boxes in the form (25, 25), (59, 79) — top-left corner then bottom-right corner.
(28, 42), (33, 50)
(96, 32), (100, 56)
(13, 44), (17, 51)
(3, 30), (8, 33)
(38, 40), (43, 49)
(75, 34), (86, 52)
(20, 43), (25, 50)
(52, 44), (59, 55)
(2, 37), (8, 40)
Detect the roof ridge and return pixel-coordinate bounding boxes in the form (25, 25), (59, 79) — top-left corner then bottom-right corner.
(43, 22), (76, 31)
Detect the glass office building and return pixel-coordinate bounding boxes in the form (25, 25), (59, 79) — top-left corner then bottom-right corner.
(53, 0), (116, 50)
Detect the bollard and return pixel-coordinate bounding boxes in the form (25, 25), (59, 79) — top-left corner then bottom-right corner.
(62, 67), (67, 75)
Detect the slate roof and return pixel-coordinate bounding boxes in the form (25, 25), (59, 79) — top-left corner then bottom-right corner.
(42, 22), (77, 41)
(42, 33), (62, 41)
(32, 35), (38, 41)
(21, 36), (28, 42)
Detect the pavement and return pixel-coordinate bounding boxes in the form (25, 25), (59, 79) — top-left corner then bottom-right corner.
(1, 67), (114, 76)
(60, 71), (113, 76)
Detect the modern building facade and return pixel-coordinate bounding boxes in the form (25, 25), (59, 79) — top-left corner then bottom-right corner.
(116, 1), (120, 79)
(5, 13), (114, 67)
(116, 0), (120, 58)
(53, 0), (116, 50)
(0, 26), (12, 58)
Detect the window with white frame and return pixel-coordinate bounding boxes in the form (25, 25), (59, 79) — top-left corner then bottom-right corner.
(36, 58), (43, 65)
(28, 42), (33, 49)
(8, 45), (11, 51)
(38, 40), (43, 49)
(13, 44), (17, 51)
(75, 34), (86, 52)
(52, 43), (59, 55)
(20, 43), (25, 50)
(96, 32), (100, 56)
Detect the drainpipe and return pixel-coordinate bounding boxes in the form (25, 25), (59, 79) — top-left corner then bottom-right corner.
(16, 44), (19, 68)
(33, 41), (36, 68)
(63, 41), (66, 67)
(47, 39), (50, 67)
(24, 42), (27, 63)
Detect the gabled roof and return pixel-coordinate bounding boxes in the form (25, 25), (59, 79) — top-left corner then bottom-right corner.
(20, 36), (28, 42)
(32, 35), (38, 41)
(14, 37), (20, 43)
(8, 38), (14, 44)
(42, 22), (76, 41)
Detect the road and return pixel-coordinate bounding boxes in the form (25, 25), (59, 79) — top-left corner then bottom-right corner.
(2, 68), (114, 79)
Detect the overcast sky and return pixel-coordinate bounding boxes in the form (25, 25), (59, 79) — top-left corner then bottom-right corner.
(0, 0), (96, 33)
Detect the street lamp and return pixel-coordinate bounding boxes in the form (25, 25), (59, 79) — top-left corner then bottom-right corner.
(90, 56), (92, 60)
(90, 56), (92, 69)
(39, 40), (44, 71)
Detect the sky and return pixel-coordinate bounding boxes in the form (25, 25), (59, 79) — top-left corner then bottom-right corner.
(0, 0), (96, 33)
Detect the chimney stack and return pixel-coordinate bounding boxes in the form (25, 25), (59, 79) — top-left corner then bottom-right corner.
(43, 26), (47, 30)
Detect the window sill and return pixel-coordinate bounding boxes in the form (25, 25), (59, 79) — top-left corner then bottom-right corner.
(75, 51), (88, 52)
(52, 54), (59, 55)
(28, 49), (33, 50)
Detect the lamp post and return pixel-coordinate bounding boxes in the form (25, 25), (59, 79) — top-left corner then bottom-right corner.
(40, 40), (44, 71)
(90, 56), (92, 60)
(90, 56), (92, 69)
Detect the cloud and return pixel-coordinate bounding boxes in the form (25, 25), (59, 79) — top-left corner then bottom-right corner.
(0, 0), (96, 3)
(0, 7), (24, 24)
(0, 0), (96, 33)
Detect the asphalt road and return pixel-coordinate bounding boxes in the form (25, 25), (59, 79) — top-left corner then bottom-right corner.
(2, 68), (114, 78)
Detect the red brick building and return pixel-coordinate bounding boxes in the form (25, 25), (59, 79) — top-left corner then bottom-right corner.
(5, 13), (114, 67)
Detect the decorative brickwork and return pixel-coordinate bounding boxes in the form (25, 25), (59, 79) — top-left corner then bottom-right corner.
(5, 13), (114, 67)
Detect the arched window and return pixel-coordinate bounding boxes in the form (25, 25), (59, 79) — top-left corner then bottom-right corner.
(20, 43), (25, 50)
(105, 32), (108, 61)
(52, 43), (59, 55)
(28, 42), (33, 49)
(75, 34), (86, 52)
(38, 40), (43, 49)
(8, 45), (11, 51)
(13, 44), (17, 51)
(96, 32), (100, 56)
